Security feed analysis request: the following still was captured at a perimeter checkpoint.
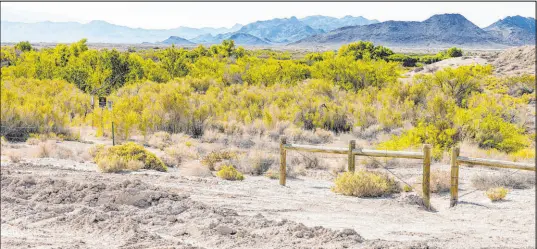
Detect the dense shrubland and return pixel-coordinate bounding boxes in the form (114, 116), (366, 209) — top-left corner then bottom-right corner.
(1, 39), (534, 161)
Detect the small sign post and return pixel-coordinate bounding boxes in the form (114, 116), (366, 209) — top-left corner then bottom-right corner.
(99, 97), (106, 108)
(98, 97), (106, 136)
(108, 101), (115, 146)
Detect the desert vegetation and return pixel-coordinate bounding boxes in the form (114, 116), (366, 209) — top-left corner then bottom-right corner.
(1, 39), (534, 165)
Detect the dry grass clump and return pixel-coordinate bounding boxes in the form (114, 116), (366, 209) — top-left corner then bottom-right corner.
(332, 171), (400, 197)
(268, 121), (291, 141)
(201, 150), (238, 170)
(359, 157), (401, 169)
(283, 127), (333, 144)
(217, 121), (245, 136)
(246, 120), (267, 137)
(94, 142), (167, 172)
(163, 143), (199, 167)
(55, 145), (75, 160)
(36, 141), (57, 158)
(89, 144), (106, 158)
(216, 165), (245, 181)
(180, 161), (213, 177)
(264, 169), (279, 179)
(237, 151), (277, 175)
(486, 187), (508, 201)
(146, 131), (172, 150)
(26, 137), (40, 145)
(471, 172), (535, 190)
(231, 135), (256, 149)
(201, 129), (225, 143)
(430, 169), (451, 193)
(34, 140), (76, 160)
(7, 150), (22, 163)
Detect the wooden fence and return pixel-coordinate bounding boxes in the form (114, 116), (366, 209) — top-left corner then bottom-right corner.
(279, 136), (433, 209)
(279, 136), (536, 209)
(449, 147), (536, 207)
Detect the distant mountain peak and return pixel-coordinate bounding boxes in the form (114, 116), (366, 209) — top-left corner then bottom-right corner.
(424, 13), (470, 24)
(161, 36), (194, 45)
(300, 15), (379, 33)
(484, 15), (535, 45)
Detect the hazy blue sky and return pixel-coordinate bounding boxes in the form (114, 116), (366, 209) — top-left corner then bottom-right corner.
(1, 2), (535, 29)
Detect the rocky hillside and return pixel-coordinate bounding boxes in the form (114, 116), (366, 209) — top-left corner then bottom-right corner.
(293, 14), (508, 48)
(300, 15), (378, 32)
(485, 16), (536, 45)
(237, 16), (322, 43)
(161, 36), (194, 45)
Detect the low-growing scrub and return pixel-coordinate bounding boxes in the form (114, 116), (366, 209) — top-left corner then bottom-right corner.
(471, 172), (535, 190)
(216, 165), (245, 181)
(202, 150), (238, 170)
(7, 150), (22, 163)
(331, 171), (400, 197)
(163, 143), (199, 167)
(237, 151), (277, 175)
(486, 187), (508, 201)
(36, 141), (57, 158)
(264, 169), (279, 179)
(430, 169), (451, 193)
(93, 142), (167, 172)
(146, 131), (172, 150)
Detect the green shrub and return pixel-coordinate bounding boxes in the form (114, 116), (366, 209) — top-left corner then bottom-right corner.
(15, 41), (32, 52)
(216, 165), (245, 181)
(486, 187), (508, 201)
(387, 54), (417, 67)
(331, 171), (400, 197)
(445, 47), (463, 58)
(94, 142), (167, 172)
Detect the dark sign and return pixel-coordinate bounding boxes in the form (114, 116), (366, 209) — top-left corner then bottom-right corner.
(99, 97), (107, 108)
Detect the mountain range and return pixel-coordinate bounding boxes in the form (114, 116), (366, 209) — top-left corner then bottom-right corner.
(0, 20), (243, 43)
(1, 14), (535, 48)
(293, 14), (535, 48)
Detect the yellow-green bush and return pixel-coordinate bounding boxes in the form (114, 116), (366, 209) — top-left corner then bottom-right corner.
(201, 150), (238, 170)
(216, 165), (245, 181)
(94, 142), (167, 172)
(486, 187), (508, 201)
(331, 171), (400, 197)
(1, 78), (89, 141)
(1, 41), (533, 161)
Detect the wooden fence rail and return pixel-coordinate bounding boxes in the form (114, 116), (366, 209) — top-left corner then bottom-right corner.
(450, 146), (536, 207)
(279, 136), (433, 209)
(280, 136), (536, 209)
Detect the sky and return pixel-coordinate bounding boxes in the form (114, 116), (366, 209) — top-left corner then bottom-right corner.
(1, 2), (535, 29)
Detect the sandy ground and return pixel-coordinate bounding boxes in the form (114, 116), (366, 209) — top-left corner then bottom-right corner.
(1, 136), (535, 249)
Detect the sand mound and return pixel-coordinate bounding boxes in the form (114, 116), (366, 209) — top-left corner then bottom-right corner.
(492, 46), (536, 75)
(1, 170), (364, 248)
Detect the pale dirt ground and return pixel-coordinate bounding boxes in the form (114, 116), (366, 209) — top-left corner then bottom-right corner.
(1, 131), (535, 249)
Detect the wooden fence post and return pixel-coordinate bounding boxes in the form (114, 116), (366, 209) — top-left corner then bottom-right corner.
(280, 136), (287, 186)
(450, 147), (460, 207)
(348, 140), (356, 172)
(422, 144), (432, 210)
